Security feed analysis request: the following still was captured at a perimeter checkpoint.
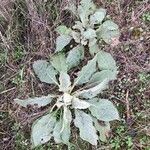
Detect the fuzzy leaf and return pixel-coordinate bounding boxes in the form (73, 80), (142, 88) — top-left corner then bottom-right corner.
(74, 56), (97, 85)
(89, 43), (100, 56)
(33, 60), (58, 84)
(74, 110), (98, 145)
(97, 51), (117, 71)
(72, 97), (91, 109)
(59, 72), (71, 92)
(94, 120), (110, 142)
(51, 53), (68, 72)
(97, 20), (120, 43)
(56, 25), (72, 35)
(90, 8), (106, 25)
(71, 31), (81, 43)
(89, 70), (117, 84)
(31, 114), (56, 147)
(63, 93), (73, 106)
(56, 35), (72, 52)
(66, 45), (84, 69)
(82, 28), (97, 39)
(76, 79), (108, 99)
(89, 99), (120, 121)
(14, 95), (53, 108)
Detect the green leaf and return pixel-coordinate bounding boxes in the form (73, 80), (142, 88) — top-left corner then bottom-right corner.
(97, 20), (120, 44)
(89, 70), (117, 84)
(59, 72), (71, 92)
(82, 28), (96, 39)
(94, 119), (110, 142)
(72, 97), (91, 109)
(71, 31), (81, 43)
(14, 95), (53, 108)
(56, 35), (72, 52)
(51, 53), (68, 72)
(74, 56), (97, 85)
(89, 43), (100, 56)
(56, 25), (72, 35)
(31, 113), (56, 147)
(89, 99), (120, 121)
(76, 79), (108, 99)
(90, 8), (106, 25)
(74, 110), (98, 145)
(96, 51), (117, 71)
(33, 60), (58, 84)
(66, 45), (84, 69)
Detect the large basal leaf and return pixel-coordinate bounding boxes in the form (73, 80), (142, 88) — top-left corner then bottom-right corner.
(89, 99), (120, 122)
(97, 20), (120, 44)
(51, 53), (68, 73)
(76, 79), (108, 99)
(93, 119), (110, 142)
(66, 45), (84, 69)
(74, 110), (98, 145)
(59, 72), (71, 92)
(74, 56), (97, 85)
(90, 8), (106, 25)
(96, 51), (117, 71)
(31, 114), (56, 147)
(14, 95), (53, 108)
(56, 35), (72, 52)
(56, 25), (72, 35)
(53, 107), (72, 144)
(72, 97), (91, 109)
(33, 60), (58, 84)
(89, 70), (117, 84)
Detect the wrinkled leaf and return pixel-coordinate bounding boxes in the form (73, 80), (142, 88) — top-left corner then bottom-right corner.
(66, 45), (84, 69)
(82, 28), (96, 39)
(59, 72), (71, 92)
(74, 56), (97, 85)
(31, 114), (56, 147)
(72, 97), (91, 109)
(14, 95), (53, 108)
(90, 8), (106, 25)
(89, 99), (120, 121)
(74, 110), (98, 145)
(76, 79), (108, 99)
(97, 51), (117, 71)
(56, 35), (72, 52)
(94, 119), (110, 142)
(51, 53), (68, 72)
(89, 70), (117, 84)
(56, 25), (72, 35)
(33, 60), (58, 84)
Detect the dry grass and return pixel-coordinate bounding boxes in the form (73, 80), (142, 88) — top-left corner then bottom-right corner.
(0, 0), (150, 149)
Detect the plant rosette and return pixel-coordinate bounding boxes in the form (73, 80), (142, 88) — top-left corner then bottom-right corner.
(55, 0), (120, 55)
(14, 49), (119, 148)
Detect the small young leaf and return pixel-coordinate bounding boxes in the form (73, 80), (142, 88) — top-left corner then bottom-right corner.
(33, 60), (58, 84)
(51, 53), (68, 72)
(31, 114), (56, 147)
(89, 99), (120, 121)
(94, 119), (110, 142)
(74, 56), (97, 85)
(59, 72), (71, 92)
(89, 70), (117, 84)
(63, 93), (73, 106)
(56, 35), (72, 52)
(66, 45), (84, 69)
(89, 43), (100, 56)
(82, 28), (96, 39)
(56, 25), (72, 35)
(14, 95), (53, 108)
(76, 79), (108, 99)
(96, 51), (117, 71)
(90, 8), (106, 25)
(71, 31), (81, 43)
(72, 97), (91, 109)
(74, 110), (98, 145)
